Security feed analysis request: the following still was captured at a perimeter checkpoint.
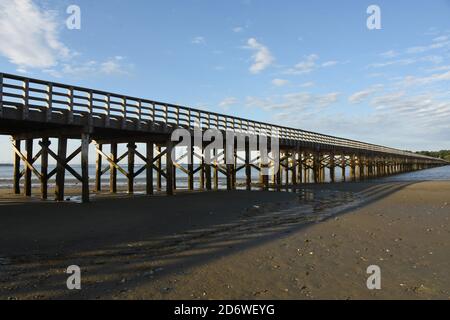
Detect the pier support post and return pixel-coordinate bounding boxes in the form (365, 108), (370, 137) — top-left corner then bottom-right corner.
(40, 138), (50, 200)
(81, 133), (90, 203)
(146, 142), (154, 195)
(188, 145), (194, 190)
(350, 155), (356, 181)
(110, 143), (117, 193)
(292, 151), (297, 185)
(330, 152), (335, 183)
(13, 139), (21, 195)
(55, 137), (67, 201)
(156, 146), (162, 191)
(127, 142), (136, 194)
(213, 149), (219, 190)
(245, 138), (251, 191)
(297, 151), (303, 184)
(95, 144), (102, 192)
(24, 139), (33, 197)
(166, 141), (174, 195)
(204, 147), (212, 191)
(313, 152), (320, 183)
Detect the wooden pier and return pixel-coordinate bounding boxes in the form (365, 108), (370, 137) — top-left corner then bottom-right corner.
(0, 73), (447, 203)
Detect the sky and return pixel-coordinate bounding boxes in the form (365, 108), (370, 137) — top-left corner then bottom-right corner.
(0, 0), (450, 163)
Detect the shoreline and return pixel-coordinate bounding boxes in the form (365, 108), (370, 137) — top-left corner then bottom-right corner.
(0, 180), (449, 299)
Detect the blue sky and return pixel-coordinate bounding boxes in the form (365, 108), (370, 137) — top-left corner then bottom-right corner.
(1, 0), (450, 162)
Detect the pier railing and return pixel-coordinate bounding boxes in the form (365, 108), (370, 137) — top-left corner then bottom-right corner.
(0, 72), (442, 161)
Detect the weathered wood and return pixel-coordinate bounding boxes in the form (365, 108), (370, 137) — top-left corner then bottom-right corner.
(245, 139), (251, 191)
(55, 137), (67, 201)
(23, 79), (29, 120)
(213, 149), (219, 190)
(127, 142), (136, 193)
(329, 153), (335, 183)
(40, 138), (49, 199)
(95, 144), (102, 192)
(166, 142), (174, 195)
(13, 139), (21, 194)
(81, 133), (90, 203)
(110, 143), (117, 193)
(156, 146), (162, 191)
(283, 152), (289, 187)
(204, 148), (212, 191)
(146, 142), (154, 195)
(0, 73), (3, 117)
(188, 146), (194, 190)
(292, 151), (297, 185)
(24, 139), (33, 196)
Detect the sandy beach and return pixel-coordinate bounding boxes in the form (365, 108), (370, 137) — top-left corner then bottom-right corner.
(0, 180), (449, 300)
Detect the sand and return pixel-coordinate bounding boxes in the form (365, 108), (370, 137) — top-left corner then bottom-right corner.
(0, 181), (449, 300)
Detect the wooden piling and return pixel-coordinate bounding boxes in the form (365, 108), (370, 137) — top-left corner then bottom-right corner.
(40, 138), (49, 200)
(110, 143), (117, 193)
(81, 133), (90, 203)
(245, 139), (251, 191)
(95, 143), (102, 192)
(24, 139), (33, 196)
(166, 141), (174, 195)
(188, 145), (194, 190)
(13, 139), (21, 195)
(146, 142), (154, 195)
(55, 137), (67, 201)
(156, 146), (162, 191)
(127, 143), (136, 194)
(329, 153), (335, 183)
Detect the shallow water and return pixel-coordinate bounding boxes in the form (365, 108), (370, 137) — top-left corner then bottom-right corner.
(375, 165), (450, 182)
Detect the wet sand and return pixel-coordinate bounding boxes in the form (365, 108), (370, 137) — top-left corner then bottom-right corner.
(0, 180), (449, 300)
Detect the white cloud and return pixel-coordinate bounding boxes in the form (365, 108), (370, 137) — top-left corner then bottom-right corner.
(433, 35), (449, 42)
(0, 0), (71, 70)
(322, 60), (338, 67)
(219, 97), (238, 110)
(396, 70), (450, 87)
(285, 54), (319, 75)
(246, 91), (340, 112)
(246, 38), (274, 74)
(192, 36), (206, 45)
(299, 82), (314, 88)
(232, 27), (243, 33)
(43, 56), (131, 78)
(348, 85), (383, 104)
(271, 78), (289, 87)
(380, 50), (399, 58)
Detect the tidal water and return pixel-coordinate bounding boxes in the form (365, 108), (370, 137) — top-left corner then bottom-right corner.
(0, 163), (449, 189)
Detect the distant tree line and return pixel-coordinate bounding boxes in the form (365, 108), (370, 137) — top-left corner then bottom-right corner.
(415, 150), (450, 161)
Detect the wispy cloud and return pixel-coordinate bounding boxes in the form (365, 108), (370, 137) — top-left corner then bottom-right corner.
(322, 60), (338, 67)
(284, 55), (342, 75)
(348, 85), (383, 104)
(218, 97), (238, 110)
(43, 56), (132, 78)
(191, 36), (206, 45)
(380, 50), (399, 58)
(284, 54), (319, 75)
(0, 0), (71, 71)
(246, 91), (340, 112)
(271, 78), (289, 87)
(246, 38), (274, 74)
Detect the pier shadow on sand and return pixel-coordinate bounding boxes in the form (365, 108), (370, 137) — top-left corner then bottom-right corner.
(0, 180), (421, 299)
